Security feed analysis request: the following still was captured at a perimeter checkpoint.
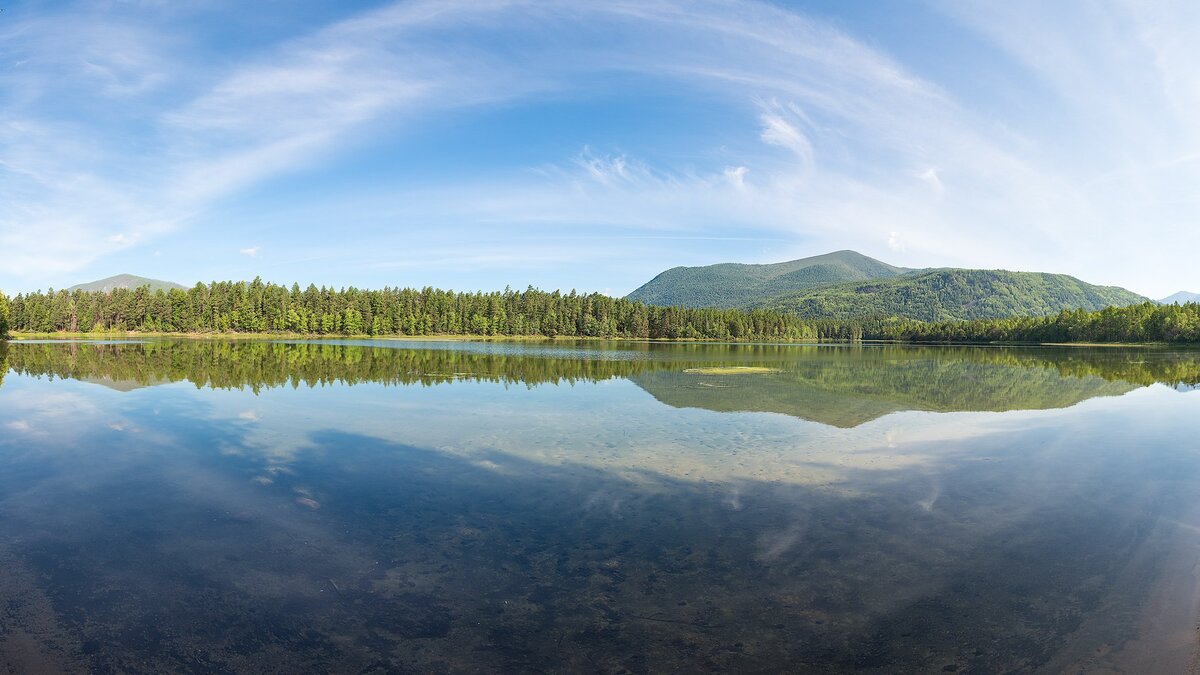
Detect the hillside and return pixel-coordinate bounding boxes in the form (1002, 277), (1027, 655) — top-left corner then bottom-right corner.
(757, 268), (1149, 322)
(625, 250), (907, 308)
(67, 274), (186, 293)
(1161, 291), (1200, 305)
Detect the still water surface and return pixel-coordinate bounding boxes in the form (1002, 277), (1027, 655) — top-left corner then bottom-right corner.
(1, 339), (1199, 673)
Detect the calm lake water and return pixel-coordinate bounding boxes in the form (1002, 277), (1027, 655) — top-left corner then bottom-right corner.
(1, 339), (1199, 673)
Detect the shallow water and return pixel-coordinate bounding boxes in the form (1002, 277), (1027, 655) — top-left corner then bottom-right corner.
(1, 339), (1199, 673)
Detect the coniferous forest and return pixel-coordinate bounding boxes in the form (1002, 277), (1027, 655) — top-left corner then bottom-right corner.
(1, 280), (819, 340)
(878, 302), (1200, 344)
(2, 282), (1198, 344)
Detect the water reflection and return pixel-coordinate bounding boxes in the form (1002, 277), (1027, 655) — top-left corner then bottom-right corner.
(6, 339), (1200, 426)
(0, 340), (1199, 672)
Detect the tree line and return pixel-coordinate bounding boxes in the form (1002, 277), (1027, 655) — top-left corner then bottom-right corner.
(0, 290), (8, 338)
(4, 282), (1197, 344)
(2, 280), (824, 341)
(878, 302), (1200, 344)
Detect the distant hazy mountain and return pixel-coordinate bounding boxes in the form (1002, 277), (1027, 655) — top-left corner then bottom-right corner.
(1160, 291), (1200, 305)
(626, 250), (908, 308)
(628, 251), (1150, 322)
(67, 274), (186, 293)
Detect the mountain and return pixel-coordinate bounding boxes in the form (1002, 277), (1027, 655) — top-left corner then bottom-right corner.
(628, 251), (1150, 322)
(757, 268), (1149, 322)
(625, 250), (907, 309)
(1160, 291), (1200, 305)
(67, 274), (186, 293)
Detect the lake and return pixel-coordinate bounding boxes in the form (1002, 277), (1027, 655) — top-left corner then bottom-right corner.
(1, 339), (1199, 673)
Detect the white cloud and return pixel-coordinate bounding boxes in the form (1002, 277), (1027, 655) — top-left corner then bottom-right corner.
(759, 111), (814, 167)
(239, 246), (261, 258)
(1, 1), (1199, 296)
(915, 167), (944, 194)
(724, 166), (749, 190)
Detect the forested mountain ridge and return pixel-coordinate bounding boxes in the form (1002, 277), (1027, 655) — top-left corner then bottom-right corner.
(628, 251), (1148, 322)
(626, 250), (907, 308)
(67, 274), (186, 293)
(757, 268), (1149, 322)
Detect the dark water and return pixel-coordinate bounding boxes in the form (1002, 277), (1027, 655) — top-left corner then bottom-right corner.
(1, 339), (1199, 673)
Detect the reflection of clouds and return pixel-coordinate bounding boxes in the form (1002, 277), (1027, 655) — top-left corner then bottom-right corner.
(186, 379), (1146, 491)
(757, 521), (807, 563)
(0, 388), (103, 442)
(583, 490), (624, 517)
(726, 488), (742, 511)
(38, 363), (1192, 506)
(917, 478), (940, 513)
(884, 426), (902, 448)
(471, 459), (504, 472)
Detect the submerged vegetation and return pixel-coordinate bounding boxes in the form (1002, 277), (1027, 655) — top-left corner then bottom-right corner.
(683, 366), (780, 375)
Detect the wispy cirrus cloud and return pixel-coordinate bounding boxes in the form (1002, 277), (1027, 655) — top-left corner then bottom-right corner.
(1, 1), (1198, 296)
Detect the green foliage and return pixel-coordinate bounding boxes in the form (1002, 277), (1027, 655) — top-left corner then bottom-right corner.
(759, 269), (1148, 322)
(626, 250), (907, 308)
(4, 340), (671, 391)
(5, 281), (823, 341)
(0, 290), (9, 338)
(884, 302), (1200, 344)
(627, 251), (1147, 324)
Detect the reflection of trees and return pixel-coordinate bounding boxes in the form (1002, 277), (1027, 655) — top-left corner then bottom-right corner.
(4, 341), (667, 392)
(632, 346), (1200, 427)
(4, 341), (1198, 426)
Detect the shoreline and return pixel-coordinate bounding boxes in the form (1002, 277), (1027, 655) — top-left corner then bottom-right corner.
(3, 332), (828, 344)
(3, 332), (1195, 347)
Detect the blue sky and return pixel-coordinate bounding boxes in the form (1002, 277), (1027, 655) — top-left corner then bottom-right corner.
(2, 0), (1198, 298)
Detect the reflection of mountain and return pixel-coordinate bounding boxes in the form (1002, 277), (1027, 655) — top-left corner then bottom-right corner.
(631, 361), (1137, 428)
(77, 375), (173, 392)
(4, 340), (1200, 427)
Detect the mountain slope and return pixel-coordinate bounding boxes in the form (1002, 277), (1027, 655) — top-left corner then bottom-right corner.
(1160, 291), (1200, 305)
(67, 274), (186, 293)
(757, 268), (1149, 322)
(626, 250), (907, 308)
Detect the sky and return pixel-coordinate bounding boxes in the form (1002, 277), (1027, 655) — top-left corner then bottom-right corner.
(1, 0), (1198, 298)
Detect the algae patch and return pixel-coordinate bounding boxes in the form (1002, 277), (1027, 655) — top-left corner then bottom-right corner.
(683, 366), (781, 375)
